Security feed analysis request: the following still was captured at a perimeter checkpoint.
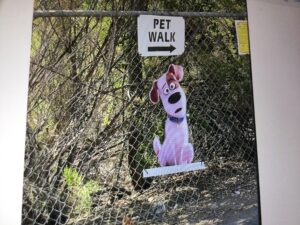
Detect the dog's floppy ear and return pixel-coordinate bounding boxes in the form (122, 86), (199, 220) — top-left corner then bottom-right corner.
(150, 80), (159, 104)
(168, 64), (184, 82)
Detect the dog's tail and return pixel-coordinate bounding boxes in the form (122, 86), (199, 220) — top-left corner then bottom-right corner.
(153, 136), (161, 156)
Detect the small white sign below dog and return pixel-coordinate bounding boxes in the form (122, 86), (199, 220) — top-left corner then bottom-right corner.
(137, 15), (185, 56)
(143, 162), (206, 178)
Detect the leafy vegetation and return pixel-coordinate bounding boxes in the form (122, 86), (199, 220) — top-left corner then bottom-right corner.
(63, 167), (100, 215)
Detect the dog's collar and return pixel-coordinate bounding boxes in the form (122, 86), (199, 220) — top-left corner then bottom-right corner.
(168, 115), (185, 124)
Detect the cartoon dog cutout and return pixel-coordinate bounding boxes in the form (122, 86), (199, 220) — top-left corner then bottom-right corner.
(150, 64), (194, 166)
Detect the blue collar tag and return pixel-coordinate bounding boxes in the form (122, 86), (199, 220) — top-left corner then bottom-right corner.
(168, 115), (185, 124)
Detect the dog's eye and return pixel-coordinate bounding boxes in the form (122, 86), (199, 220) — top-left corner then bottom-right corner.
(169, 82), (176, 90)
(163, 88), (170, 95)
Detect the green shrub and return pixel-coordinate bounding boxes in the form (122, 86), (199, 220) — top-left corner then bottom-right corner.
(63, 167), (100, 215)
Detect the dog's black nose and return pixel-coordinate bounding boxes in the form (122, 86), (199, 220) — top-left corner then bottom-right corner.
(168, 92), (181, 104)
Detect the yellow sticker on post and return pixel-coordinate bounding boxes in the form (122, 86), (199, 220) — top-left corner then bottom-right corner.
(235, 20), (249, 55)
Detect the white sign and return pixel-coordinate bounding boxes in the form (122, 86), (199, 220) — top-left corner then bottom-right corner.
(137, 15), (185, 56)
(143, 162), (206, 178)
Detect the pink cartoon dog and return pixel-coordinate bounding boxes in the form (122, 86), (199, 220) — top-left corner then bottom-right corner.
(150, 64), (194, 166)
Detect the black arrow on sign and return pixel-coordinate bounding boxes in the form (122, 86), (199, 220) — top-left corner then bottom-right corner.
(148, 45), (176, 53)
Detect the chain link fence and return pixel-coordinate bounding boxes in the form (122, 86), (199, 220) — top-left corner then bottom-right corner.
(22, 1), (259, 224)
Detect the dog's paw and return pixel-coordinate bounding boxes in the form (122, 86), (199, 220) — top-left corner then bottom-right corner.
(153, 136), (161, 155)
(182, 143), (194, 163)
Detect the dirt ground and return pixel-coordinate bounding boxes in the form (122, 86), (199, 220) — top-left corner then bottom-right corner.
(72, 161), (259, 225)
(127, 178), (259, 225)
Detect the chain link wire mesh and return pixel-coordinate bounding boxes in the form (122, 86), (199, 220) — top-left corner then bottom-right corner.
(23, 1), (259, 224)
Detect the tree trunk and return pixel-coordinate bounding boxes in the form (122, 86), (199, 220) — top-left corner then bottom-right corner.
(126, 0), (152, 190)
